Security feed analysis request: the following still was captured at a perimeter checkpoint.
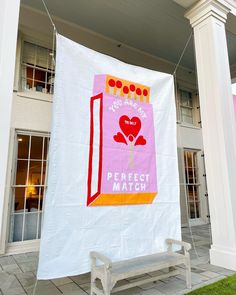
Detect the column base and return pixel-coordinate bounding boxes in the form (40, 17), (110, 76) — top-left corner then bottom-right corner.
(210, 245), (236, 271)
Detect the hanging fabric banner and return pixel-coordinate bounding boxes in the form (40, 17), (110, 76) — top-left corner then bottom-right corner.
(232, 83), (236, 119)
(37, 34), (181, 279)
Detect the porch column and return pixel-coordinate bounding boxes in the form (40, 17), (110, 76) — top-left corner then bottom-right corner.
(185, 0), (236, 270)
(0, 0), (20, 253)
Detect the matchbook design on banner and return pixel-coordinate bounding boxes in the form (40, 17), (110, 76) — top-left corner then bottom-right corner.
(37, 34), (181, 279)
(87, 74), (157, 206)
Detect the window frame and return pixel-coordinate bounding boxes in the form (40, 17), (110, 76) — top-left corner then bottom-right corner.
(176, 87), (201, 128)
(183, 149), (201, 220)
(9, 130), (50, 243)
(17, 34), (55, 102)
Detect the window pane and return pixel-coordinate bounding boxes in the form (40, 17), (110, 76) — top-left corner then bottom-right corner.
(48, 52), (54, 70)
(28, 161), (42, 188)
(31, 136), (43, 159)
(16, 160), (28, 185)
(26, 192), (40, 212)
(34, 69), (46, 82)
(47, 73), (54, 94)
(24, 212), (38, 240)
(17, 135), (29, 159)
(189, 202), (195, 218)
(14, 187), (26, 211)
(196, 202), (200, 218)
(194, 186), (199, 201)
(13, 213), (24, 242)
(181, 107), (192, 116)
(38, 212), (43, 238)
(39, 187), (44, 210)
(43, 137), (49, 160)
(187, 186), (194, 202)
(182, 115), (193, 124)
(23, 42), (36, 65)
(180, 90), (192, 107)
(26, 66), (34, 80)
(186, 151), (193, 167)
(42, 162), (47, 185)
(36, 46), (48, 69)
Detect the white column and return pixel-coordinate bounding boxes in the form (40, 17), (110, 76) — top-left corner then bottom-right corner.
(186, 0), (236, 270)
(0, 0), (20, 253)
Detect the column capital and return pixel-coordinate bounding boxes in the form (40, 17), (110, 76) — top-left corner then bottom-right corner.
(185, 0), (230, 27)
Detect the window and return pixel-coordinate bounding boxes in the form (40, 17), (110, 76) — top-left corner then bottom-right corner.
(180, 90), (193, 124)
(9, 132), (50, 242)
(21, 41), (54, 94)
(184, 150), (200, 219)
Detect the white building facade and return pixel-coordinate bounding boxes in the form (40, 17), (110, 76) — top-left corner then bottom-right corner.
(1, 0), (236, 271)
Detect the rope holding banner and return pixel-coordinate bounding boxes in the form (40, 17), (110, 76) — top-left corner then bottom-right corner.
(32, 279), (38, 295)
(41, 0), (57, 33)
(173, 29), (213, 261)
(173, 31), (193, 76)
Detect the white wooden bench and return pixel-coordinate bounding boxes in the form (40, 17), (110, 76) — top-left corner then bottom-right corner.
(90, 239), (192, 295)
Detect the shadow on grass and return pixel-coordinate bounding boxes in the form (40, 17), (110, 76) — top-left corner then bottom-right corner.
(186, 274), (236, 295)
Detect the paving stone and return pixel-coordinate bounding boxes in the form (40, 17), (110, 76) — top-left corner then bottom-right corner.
(0, 273), (22, 290)
(69, 272), (90, 285)
(25, 252), (39, 258)
(78, 282), (90, 293)
(16, 272), (36, 288)
(115, 286), (143, 295)
(2, 288), (26, 295)
(200, 270), (221, 279)
(140, 281), (166, 290)
(24, 282), (61, 295)
(140, 288), (164, 295)
(58, 282), (87, 294)
(17, 262), (37, 273)
(216, 268), (236, 276)
(52, 276), (73, 286)
(2, 264), (22, 275)
(13, 254), (29, 263)
(0, 273), (26, 295)
(154, 280), (188, 295)
(0, 256), (15, 266)
(177, 272), (208, 286)
(127, 274), (151, 283)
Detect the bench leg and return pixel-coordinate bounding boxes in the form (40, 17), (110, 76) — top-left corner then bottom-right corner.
(101, 271), (112, 295)
(90, 272), (96, 295)
(101, 281), (111, 295)
(185, 256), (192, 289)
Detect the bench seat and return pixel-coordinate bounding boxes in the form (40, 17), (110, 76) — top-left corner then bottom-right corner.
(90, 239), (192, 295)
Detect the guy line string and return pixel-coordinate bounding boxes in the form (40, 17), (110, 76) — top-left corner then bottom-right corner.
(173, 29), (212, 262)
(32, 1), (57, 294)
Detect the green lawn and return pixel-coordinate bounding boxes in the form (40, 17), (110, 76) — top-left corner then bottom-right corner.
(186, 274), (236, 295)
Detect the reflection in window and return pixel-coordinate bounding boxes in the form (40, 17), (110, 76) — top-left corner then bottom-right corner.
(9, 133), (50, 242)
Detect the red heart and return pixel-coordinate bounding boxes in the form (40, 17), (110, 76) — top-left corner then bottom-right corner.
(119, 115), (141, 139)
(114, 132), (127, 145)
(135, 135), (146, 146)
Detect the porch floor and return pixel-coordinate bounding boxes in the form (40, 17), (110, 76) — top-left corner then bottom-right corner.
(0, 224), (235, 295)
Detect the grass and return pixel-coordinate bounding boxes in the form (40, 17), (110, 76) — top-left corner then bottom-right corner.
(186, 274), (236, 295)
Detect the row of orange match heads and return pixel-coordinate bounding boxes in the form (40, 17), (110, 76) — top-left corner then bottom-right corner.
(105, 75), (150, 103)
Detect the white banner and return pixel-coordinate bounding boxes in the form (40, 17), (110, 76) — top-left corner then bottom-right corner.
(37, 34), (181, 279)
